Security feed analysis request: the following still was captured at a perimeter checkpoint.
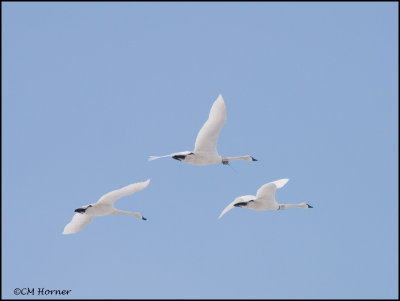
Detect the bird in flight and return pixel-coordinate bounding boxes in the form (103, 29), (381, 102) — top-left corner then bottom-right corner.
(63, 179), (150, 234)
(149, 94), (257, 166)
(219, 178), (313, 219)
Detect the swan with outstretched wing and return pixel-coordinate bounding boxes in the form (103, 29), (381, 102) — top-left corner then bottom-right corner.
(149, 94), (257, 166)
(63, 179), (150, 234)
(219, 179), (313, 219)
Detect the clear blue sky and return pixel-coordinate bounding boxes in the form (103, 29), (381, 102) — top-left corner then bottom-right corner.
(2, 2), (398, 299)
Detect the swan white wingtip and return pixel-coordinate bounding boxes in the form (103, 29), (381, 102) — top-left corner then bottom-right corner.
(148, 153), (177, 161)
(142, 179), (151, 186)
(273, 178), (289, 188)
(148, 156), (160, 161)
(218, 204), (234, 219)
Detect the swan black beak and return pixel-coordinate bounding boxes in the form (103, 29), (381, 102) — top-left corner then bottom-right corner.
(251, 156), (258, 161)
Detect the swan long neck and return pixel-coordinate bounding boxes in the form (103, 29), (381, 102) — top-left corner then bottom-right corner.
(112, 209), (142, 219)
(222, 155), (255, 164)
(225, 156), (248, 161)
(278, 202), (309, 210)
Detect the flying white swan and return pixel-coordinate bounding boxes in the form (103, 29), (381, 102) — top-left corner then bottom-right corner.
(63, 179), (150, 235)
(219, 178), (313, 218)
(149, 94), (257, 166)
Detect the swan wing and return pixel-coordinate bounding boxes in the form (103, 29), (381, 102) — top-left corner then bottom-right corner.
(96, 179), (151, 205)
(63, 213), (93, 235)
(256, 178), (289, 205)
(148, 151), (192, 161)
(218, 195), (255, 219)
(194, 94), (226, 155)
(148, 154), (175, 161)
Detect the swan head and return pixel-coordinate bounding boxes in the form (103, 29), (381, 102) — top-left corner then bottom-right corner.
(299, 202), (313, 208)
(244, 155), (257, 162)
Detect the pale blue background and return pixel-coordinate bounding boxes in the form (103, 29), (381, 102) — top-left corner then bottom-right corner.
(2, 2), (398, 299)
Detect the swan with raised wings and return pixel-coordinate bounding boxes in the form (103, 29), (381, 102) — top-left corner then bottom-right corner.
(63, 179), (150, 234)
(149, 94), (257, 166)
(219, 178), (313, 218)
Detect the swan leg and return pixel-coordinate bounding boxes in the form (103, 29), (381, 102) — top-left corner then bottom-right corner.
(173, 152), (194, 161)
(74, 205), (92, 214)
(172, 155), (186, 161)
(234, 200), (254, 208)
(74, 208), (86, 213)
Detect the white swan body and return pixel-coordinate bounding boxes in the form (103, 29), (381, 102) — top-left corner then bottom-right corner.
(149, 94), (257, 166)
(63, 179), (150, 234)
(219, 178), (313, 218)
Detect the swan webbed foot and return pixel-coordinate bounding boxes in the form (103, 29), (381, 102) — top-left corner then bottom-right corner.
(74, 204), (92, 214)
(172, 155), (186, 161)
(234, 200), (254, 208)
